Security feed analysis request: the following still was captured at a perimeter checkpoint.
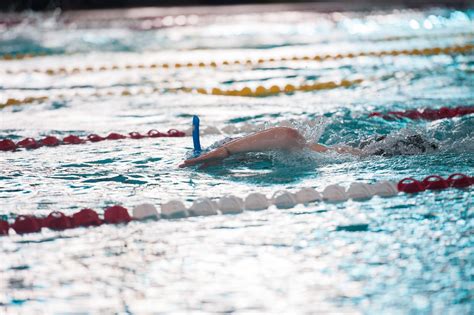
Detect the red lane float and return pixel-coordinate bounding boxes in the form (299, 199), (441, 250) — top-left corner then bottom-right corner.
(397, 178), (425, 193)
(0, 128), (186, 152)
(397, 173), (473, 193)
(17, 137), (40, 149)
(0, 220), (9, 235)
(167, 129), (185, 137)
(87, 134), (105, 142)
(11, 215), (42, 234)
(148, 129), (166, 137)
(448, 173), (472, 188)
(422, 175), (449, 190)
(369, 106), (474, 121)
(41, 136), (60, 147)
(0, 139), (16, 151)
(44, 211), (73, 230)
(106, 133), (126, 140)
(63, 135), (84, 144)
(3, 205), (127, 236)
(72, 208), (102, 227)
(129, 132), (145, 139)
(104, 205), (131, 224)
(0, 173), (471, 237)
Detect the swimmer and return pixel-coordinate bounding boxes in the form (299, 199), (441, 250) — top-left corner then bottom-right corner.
(179, 121), (438, 168)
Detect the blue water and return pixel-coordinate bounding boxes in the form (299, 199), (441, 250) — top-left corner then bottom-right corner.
(1, 6), (473, 314)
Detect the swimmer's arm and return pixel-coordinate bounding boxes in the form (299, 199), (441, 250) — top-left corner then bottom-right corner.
(179, 127), (306, 168)
(225, 127), (306, 153)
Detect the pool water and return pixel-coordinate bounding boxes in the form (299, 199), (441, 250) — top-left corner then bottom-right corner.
(1, 6), (473, 314)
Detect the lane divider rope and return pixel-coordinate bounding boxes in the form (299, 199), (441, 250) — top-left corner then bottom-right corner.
(187, 105), (474, 137)
(0, 78), (363, 109)
(2, 31), (472, 62)
(194, 79), (362, 97)
(369, 106), (474, 121)
(2, 104), (472, 152)
(0, 129), (186, 152)
(3, 43), (473, 76)
(0, 96), (49, 109)
(0, 173), (471, 236)
(0, 120), (317, 153)
(0, 51), (56, 61)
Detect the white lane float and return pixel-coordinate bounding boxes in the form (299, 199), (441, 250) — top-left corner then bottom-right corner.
(295, 187), (322, 204)
(272, 190), (298, 209)
(132, 203), (160, 220)
(244, 193), (270, 211)
(370, 181), (398, 197)
(161, 200), (188, 219)
(189, 198), (218, 216)
(322, 184), (349, 202)
(202, 126), (222, 135)
(218, 195), (244, 214)
(346, 182), (374, 200)
(184, 126), (222, 136)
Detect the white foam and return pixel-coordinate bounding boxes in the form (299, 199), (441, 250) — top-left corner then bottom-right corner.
(322, 184), (349, 202)
(295, 187), (322, 204)
(292, 116), (327, 144)
(255, 123), (266, 131)
(132, 203), (159, 220)
(244, 193), (270, 211)
(221, 125), (239, 134)
(239, 124), (259, 133)
(278, 120), (295, 128)
(189, 198), (218, 216)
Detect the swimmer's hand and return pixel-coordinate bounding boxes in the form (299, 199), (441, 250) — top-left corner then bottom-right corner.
(179, 146), (230, 168)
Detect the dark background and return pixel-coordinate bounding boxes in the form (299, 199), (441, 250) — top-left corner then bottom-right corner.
(1, 0), (472, 11)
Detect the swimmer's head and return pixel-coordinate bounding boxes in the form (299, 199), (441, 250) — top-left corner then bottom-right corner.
(360, 133), (438, 156)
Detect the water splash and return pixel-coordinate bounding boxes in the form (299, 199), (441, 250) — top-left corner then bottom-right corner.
(265, 116), (328, 144)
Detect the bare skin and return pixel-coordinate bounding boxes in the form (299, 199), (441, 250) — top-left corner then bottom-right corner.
(179, 127), (362, 168)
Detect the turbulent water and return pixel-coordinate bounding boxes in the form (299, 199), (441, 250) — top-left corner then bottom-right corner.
(1, 6), (473, 314)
